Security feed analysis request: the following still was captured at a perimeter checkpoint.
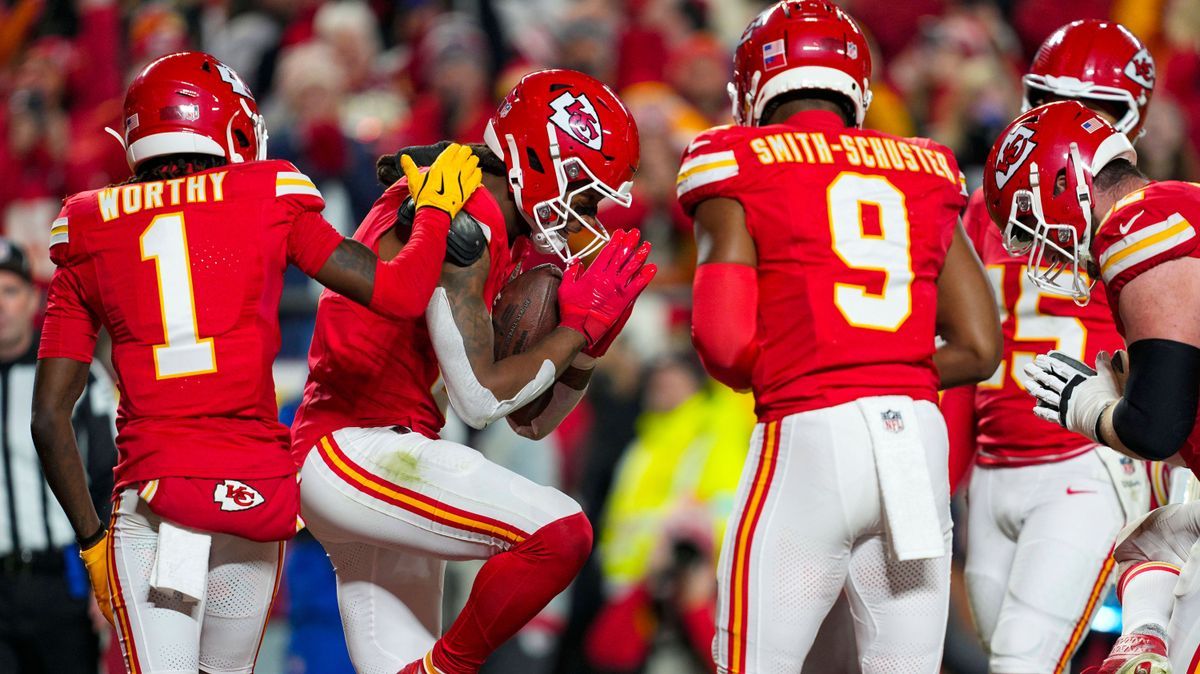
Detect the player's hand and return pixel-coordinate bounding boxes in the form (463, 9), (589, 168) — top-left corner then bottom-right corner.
(79, 530), (115, 627)
(1023, 350), (1122, 443)
(558, 230), (657, 348)
(400, 143), (482, 218)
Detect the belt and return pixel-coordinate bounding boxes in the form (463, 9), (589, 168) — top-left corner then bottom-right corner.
(0, 548), (67, 576)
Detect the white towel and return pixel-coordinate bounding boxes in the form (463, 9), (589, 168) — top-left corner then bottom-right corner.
(150, 521), (212, 601)
(856, 396), (944, 561)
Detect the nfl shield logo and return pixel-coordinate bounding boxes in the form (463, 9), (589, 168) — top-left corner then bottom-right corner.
(881, 410), (904, 433)
(762, 39), (787, 71)
(1120, 457), (1135, 474)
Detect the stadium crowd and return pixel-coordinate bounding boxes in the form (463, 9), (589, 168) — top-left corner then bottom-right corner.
(3, 0), (1200, 672)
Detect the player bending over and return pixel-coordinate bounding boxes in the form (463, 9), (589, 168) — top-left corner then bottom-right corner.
(681, 2), (1001, 672)
(985, 100), (1200, 674)
(290, 69), (655, 674)
(945, 20), (1158, 674)
(31, 52), (479, 674)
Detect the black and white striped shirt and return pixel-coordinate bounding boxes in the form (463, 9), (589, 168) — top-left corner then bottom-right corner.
(0, 337), (116, 557)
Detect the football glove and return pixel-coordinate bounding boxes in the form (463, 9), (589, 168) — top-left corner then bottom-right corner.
(400, 143), (482, 218)
(559, 230), (656, 348)
(79, 529), (115, 627)
(1023, 350), (1122, 443)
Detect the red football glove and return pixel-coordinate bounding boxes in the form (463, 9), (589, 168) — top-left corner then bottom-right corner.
(558, 230), (656, 348)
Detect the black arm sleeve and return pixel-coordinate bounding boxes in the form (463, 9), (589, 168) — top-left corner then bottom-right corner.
(1112, 339), (1200, 461)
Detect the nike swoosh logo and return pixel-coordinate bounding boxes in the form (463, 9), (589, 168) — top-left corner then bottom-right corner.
(1066, 487), (1097, 495)
(433, 173), (446, 196)
(1119, 210), (1144, 236)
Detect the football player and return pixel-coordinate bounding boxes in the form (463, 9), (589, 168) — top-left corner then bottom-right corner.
(945, 20), (1158, 674)
(31, 52), (483, 674)
(290, 69), (655, 674)
(681, 2), (1001, 672)
(984, 100), (1200, 674)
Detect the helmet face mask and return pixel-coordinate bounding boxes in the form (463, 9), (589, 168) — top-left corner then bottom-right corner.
(486, 69), (639, 264)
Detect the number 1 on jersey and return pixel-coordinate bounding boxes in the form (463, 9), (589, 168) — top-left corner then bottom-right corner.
(140, 213), (216, 379)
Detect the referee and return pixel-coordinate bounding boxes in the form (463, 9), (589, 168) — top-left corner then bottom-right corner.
(0, 239), (117, 673)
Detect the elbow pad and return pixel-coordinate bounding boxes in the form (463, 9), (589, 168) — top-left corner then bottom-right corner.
(1113, 339), (1200, 461)
(445, 211), (488, 267)
(426, 288), (557, 428)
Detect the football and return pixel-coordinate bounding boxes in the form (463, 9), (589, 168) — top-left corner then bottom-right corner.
(492, 264), (563, 425)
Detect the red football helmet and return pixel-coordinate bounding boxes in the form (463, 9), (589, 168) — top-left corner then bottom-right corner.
(730, 0), (872, 127)
(1023, 20), (1155, 139)
(110, 51), (267, 170)
(484, 69), (639, 263)
(983, 101), (1136, 303)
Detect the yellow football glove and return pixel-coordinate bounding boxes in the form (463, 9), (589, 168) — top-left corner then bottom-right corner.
(400, 142), (483, 219)
(80, 530), (115, 627)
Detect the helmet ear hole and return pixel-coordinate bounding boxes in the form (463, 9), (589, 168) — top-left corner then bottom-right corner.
(233, 129), (251, 149)
(525, 147), (545, 174)
(1053, 168), (1069, 196)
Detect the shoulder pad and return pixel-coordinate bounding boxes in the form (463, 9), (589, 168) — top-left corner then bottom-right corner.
(445, 210), (488, 267)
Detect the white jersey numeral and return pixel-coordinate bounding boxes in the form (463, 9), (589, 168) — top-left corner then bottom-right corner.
(828, 173), (914, 331)
(983, 264), (1087, 389)
(140, 213), (217, 379)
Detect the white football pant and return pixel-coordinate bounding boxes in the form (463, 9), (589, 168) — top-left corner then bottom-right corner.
(713, 398), (952, 674)
(965, 451), (1125, 673)
(107, 489), (284, 674)
(298, 426), (582, 674)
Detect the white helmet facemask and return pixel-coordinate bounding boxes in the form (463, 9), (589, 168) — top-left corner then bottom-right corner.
(1000, 147), (1095, 305)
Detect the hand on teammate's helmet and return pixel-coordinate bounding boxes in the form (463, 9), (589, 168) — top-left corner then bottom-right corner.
(558, 229), (656, 349)
(1023, 350), (1122, 443)
(400, 143), (482, 218)
(80, 530), (115, 627)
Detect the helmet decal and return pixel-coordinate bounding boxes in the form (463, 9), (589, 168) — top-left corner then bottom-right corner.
(549, 92), (602, 151)
(994, 123), (1038, 190)
(215, 62), (253, 98)
(762, 39), (788, 71)
(1124, 48), (1156, 90)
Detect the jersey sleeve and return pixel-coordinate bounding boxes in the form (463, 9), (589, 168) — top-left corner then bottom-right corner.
(270, 162), (344, 277)
(1094, 186), (1200, 297)
(39, 263), (100, 363)
(960, 188), (992, 255)
(676, 126), (745, 216)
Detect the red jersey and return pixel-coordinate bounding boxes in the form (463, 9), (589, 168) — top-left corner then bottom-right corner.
(290, 180), (511, 458)
(677, 110), (966, 420)
(1092, 181), (1200, 471)
(38, 160), (343, 490)
(962, 188), (1126, 466)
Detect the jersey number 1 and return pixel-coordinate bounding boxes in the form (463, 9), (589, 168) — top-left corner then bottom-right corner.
(140, 213), (217, 379)
(828, 173), (914, 331)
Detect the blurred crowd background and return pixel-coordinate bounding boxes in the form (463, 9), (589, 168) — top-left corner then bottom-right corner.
(4, 0), (1200, 672)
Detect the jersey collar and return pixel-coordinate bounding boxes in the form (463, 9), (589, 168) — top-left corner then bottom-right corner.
(781, 109), (847, 129)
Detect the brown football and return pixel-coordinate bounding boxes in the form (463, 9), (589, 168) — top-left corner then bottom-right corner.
(492, 264), (562, 425)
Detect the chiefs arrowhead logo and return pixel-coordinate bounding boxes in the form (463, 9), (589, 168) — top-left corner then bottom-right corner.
(993, 123), (1038, 190)
(1124, 48), (1156, 90)
(549, 92), (603, 151)
(214, 480), (265, 512)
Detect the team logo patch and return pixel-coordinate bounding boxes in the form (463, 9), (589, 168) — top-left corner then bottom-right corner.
(762, 39), (787, 71)
(993, 123), (1038, 190)
(213, 480), (265, 511)
(1124, 48), (1156, 90)
(549, 92), (603, 151)
(881, 410), (904, 433)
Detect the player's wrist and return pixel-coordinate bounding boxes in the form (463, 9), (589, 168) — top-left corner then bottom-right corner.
(77, 523), (107, 551)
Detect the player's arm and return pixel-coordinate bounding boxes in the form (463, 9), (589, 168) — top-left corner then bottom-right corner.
(1093, 257), (1200, 462)
(506, 355), (595, 440)
(295, 144), (482, 320)
(691, 197), (759, 391)
(31, 260), (113, 625)
(933, 221), (1003, 388)
(429, 229), (654, 430)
